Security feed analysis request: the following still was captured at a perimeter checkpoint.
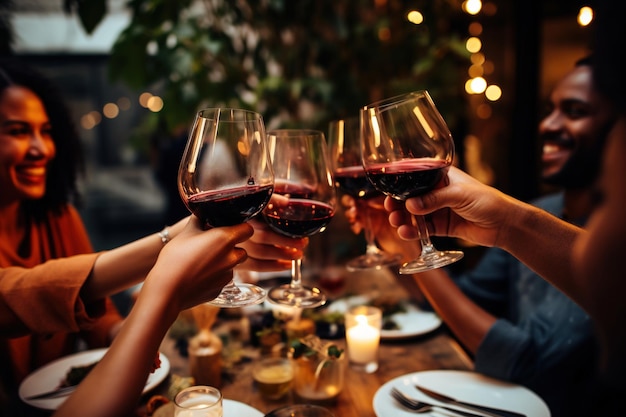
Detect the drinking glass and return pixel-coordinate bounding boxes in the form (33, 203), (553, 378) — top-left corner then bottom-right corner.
(360, 91), (464, 273)
(263, 129), (337, 308)
(328, 117), (401, 271)
(178, 108), (274, 307)
(174, 385), (223, 417)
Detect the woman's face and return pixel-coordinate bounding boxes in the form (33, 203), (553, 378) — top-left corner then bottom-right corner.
(572, 115), (626, 333)
(0, 86), (56, 205)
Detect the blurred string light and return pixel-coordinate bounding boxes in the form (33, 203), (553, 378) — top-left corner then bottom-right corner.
(462, 0), (503, 115)
(462, 2), (594, 120)
(81, 3), (592, 131)
(80, 92), (163, 130)
(578, 6), (593, 26)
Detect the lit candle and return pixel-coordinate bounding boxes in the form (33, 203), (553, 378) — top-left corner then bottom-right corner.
(346, 315), (380, 362)
(345, 305), (382, 373)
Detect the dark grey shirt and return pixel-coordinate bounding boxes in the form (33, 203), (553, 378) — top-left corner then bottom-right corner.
(453, 193), (599, 417)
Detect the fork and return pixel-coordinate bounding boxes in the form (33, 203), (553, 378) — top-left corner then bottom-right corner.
(390, 387), (486, 417)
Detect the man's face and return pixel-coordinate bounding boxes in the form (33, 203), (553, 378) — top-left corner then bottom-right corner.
(539, 65), (616, 188)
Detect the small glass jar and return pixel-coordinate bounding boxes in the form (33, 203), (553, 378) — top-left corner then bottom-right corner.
(290, 340), (345, 403)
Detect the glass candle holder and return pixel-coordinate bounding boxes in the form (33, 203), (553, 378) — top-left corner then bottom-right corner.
(345, 305), (382, 373)
(174, 385), (223, 417)
(291, 339), (345, 403)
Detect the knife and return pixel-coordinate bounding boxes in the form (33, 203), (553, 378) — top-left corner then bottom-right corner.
(24, 385), (77, 400)
(415, 384), (527, 417)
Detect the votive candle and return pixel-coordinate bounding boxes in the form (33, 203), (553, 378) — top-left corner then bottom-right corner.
(345, 305), (382, 373)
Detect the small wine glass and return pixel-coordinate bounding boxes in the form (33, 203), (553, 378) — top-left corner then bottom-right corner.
(263, 129), (337, 308)
(328, 117), (402, 271)
(360, 91), (464, 273)
(178, 108), (274, 307)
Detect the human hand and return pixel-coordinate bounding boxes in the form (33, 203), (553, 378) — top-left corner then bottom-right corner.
(342, 194), (420, 261)
(236, 218), (308, 272)
(145, 217), (253, 310)
(386, 166), (522, 248)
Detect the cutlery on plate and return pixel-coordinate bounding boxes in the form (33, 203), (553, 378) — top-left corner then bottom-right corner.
(390, 387), (489, 417)
(25, 377), (151, 401)
(24, 385), (77, 400)
(415, 384), (527, 417)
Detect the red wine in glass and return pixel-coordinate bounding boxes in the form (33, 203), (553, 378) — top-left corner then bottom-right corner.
(178, 107), (274, 307)
(364, 158), (449, 200)
(329, 118), (401, 271)
(264, 199), (335, 238)
(361, 91), (463, 273)
(264, 129), (337, 308)
(334, 166), (379, 200)
(187, 183), (274, 228)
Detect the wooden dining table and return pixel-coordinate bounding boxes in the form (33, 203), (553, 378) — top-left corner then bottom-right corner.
(144, 267), (474, 417)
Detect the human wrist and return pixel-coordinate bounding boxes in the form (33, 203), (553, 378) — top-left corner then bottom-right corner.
(157, 227), (171, 245)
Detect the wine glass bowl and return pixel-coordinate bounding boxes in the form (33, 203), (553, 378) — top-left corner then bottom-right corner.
(328, 117), (402, 271)
(178, 107), (273, 307)
(263, 129), (337, 308)
(360, 91), (463, 273)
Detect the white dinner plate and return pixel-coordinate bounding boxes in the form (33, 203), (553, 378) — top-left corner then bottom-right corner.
(327, 295), (442, 340)
(18, 348), (170, 411)
(373, 370), (551, 417)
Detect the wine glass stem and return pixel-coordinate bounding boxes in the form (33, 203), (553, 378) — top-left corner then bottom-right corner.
(364, 213), (380, 255)
(290, 259), (303, 290)
(220, 279), (242, 300)
(412, 214), (437, 256)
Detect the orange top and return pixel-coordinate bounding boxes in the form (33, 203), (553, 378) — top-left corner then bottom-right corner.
(0, 205), (122, 387)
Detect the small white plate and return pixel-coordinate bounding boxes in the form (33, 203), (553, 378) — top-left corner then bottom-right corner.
(18, 348), (170, 411)
(327, 295), (442, 340)
(153, 399), (264, 416)
(373, 370), (551, 417)
(224, 399), (264, 416)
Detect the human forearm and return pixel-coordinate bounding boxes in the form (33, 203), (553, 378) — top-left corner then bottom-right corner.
(80, 220), (187, 302)
(54, 284), (178, 417)
(498, 203), (583, 303)
(412, 269), (496, 354)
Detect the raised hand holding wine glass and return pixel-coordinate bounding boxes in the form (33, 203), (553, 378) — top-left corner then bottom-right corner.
(263, 129), (337, 308)
(178, 108), (274, 307)
(360, 91), (464, 273)
(329, 117), (401, 271)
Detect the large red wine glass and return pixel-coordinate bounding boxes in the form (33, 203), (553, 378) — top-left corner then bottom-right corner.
(178, 108), (274, 307)
(263, 129), (337, 308)
(329, 117), (401, 271)
(360, 91), (464, 273)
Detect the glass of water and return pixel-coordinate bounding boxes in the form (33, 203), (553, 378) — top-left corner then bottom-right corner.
(174, 385), (223, 417)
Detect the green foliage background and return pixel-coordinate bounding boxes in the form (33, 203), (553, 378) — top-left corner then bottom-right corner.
(104, 0), (471, 137)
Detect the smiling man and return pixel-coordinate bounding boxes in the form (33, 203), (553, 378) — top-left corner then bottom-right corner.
(351, 55), (618, 417)
(540, 56), (617, 196)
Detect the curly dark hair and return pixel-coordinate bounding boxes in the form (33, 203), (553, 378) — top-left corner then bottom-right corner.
(0, 57), (85, 220)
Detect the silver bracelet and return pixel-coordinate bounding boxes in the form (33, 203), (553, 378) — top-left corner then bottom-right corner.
(157, 227), (171, 244)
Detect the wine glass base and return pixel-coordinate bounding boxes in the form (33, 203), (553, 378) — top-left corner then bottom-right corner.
(399, 250), (464, 274)
(207, 283), (267, 308)
(346, 252), (402, 272)
(267, 284), (327, 308)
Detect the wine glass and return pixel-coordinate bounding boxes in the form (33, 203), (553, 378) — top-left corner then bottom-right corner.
(328, 117), (402, 271)
(178, 108), (274, 307)
(360, 91), (464, 274)
(263, 129), (337, 308)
